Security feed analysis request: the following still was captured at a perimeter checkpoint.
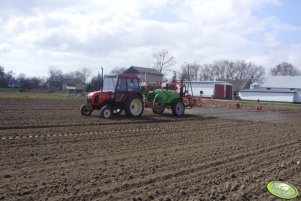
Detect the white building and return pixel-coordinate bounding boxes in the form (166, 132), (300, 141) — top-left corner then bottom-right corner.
(239, 76), (301, 103)
(182, 81), (232, 99)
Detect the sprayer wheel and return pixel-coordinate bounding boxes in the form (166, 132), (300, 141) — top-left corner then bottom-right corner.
(172, 100), (185, 116)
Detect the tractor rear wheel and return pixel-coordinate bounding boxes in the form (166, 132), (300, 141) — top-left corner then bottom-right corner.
(125, 96), (144, 117)
(100, 105), (113, 119)
(80, 104), (92, 116)
(172, 100), (185, 116)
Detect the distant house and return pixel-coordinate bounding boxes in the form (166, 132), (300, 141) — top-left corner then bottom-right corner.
(183, 81), (233, 99)
(8, 78), (20, 88)
(123, 66), (164, 84)
(217, 79), (252, 97)
(239, 76), (301, 103)
(62, 83), (85, 94)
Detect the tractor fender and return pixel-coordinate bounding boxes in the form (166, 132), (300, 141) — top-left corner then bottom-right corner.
(136, 93), (143, 100)
(153, 93), (164, 104)
(152, 93), (165, 114)
(124, 93), (143, 103)
(99, 100), (114, 109)
(153, 93), (165, 107)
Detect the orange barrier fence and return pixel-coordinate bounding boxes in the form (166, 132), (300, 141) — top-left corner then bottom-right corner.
(193, 98), (299, 112)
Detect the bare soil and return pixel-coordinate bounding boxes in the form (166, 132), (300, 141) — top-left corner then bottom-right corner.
(0, 98), (300, 201)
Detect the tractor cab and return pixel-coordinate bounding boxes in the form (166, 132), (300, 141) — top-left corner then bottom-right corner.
(80, 74), (143, 118)
(103, 74), (140, 92)
(102, 74), (118, 91)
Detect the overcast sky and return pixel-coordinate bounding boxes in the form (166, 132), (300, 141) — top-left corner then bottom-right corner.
(0, 0), (300, 78)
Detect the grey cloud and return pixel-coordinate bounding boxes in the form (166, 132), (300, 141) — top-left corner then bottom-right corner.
(0, 0), (85, 19)
(1, 0), (300, 77)
(0, 43), (12, 53)
(35, 28), (124, 56)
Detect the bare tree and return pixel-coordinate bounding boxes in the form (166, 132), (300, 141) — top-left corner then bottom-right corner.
(68, 68), (91, 85)
(270, 62), (300, 76)
(17, 74), (42, 90)
(48, 67), (63, 81)
(48, 67), (64, 90)
(153, 49), (176, 73)
(0, 66), (14, 87)
(179, 62), (201, 81)
(86, 76), (103, 92)
(199, 60), (265, 81)
(179, 64), (190, 80)
(199, 64), (215, 81)
(110, 67), (127, 74)
(235, 61), (265, 82)
(79, 67), (91, 84)
(189, 63), (201, 81)
(0, 66), (7, 87)
(222, 60), (237, 79)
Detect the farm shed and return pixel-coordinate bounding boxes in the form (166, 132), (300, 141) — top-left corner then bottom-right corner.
(123, 66), (163, 84)
(239, 76), (301, 103)
(217, 79), (252, 97)
(182, 81), (233, 99)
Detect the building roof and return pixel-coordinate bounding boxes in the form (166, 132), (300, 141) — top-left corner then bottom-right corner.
(124, 66), (163, 76)
(217, 79), (251, 91)
(240, 89), (296, 94)
(261, 76), (301, 89)
(183, 81), (232, 86)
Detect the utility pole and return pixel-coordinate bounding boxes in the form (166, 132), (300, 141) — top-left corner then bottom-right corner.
(97, 68), (100, 91)
(172, 71), (176, 80)
(184, 62), (194, 97)
(100, 66), (103, 91)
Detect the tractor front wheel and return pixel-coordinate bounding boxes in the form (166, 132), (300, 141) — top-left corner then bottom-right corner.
(100, 105), (113, 119)
(172, 100), (185, 116)
(125, 96), (144, 117)
(80, 104), (92, 116)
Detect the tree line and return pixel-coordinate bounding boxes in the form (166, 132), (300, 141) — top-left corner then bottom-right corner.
(0, 49), (300, 92)
(179, 60), (266, 82)
(0, 66), (44, 90)
(0, 65), (94, 91)
(151, 49), (301, 82)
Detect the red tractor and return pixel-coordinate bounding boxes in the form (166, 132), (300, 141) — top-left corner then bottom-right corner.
(80, 74), (144, 119)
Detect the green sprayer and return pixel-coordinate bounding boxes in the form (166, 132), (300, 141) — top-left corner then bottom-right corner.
(144, 80), (196, 116)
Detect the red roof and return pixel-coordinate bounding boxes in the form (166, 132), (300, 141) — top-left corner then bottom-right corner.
(118, 74), (139, 79)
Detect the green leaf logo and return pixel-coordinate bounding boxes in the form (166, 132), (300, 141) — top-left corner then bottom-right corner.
(267, 181), (299, 199)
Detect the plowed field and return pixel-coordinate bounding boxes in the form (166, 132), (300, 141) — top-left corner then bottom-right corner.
(0, 98), (300, 201)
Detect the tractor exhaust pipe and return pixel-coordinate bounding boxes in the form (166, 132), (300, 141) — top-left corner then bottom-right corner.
(100, 66), (103, 92)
